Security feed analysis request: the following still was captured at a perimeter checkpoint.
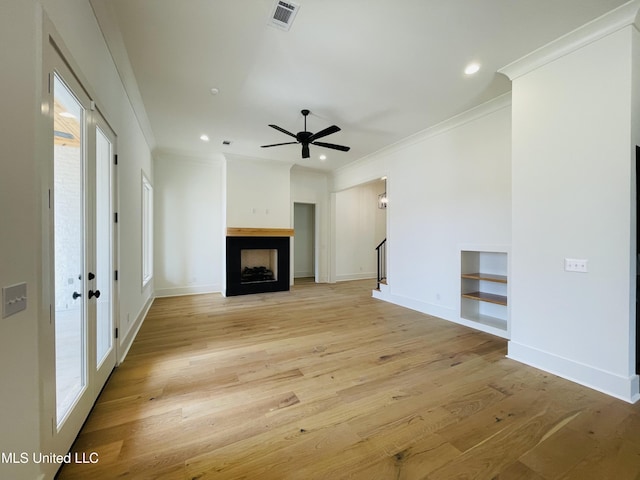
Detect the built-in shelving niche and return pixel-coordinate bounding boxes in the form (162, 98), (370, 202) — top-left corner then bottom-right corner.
(460, 249), (509, 338)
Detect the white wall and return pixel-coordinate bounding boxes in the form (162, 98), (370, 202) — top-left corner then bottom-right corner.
(39, 0), (154, 353)
(151, 159), (331, 296)
(0, 1), (155, 478)
(508, 26), (639, 401)
(0, 1), (42, 478)
(334, 181), (387, 282)
(154, 154), (224, 296)
(226, 155), (292, 229)
(114, 109), (155, 345)
(333, 97), (512, 320)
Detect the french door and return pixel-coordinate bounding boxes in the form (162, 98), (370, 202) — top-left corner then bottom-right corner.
(47, 43), (117, 453)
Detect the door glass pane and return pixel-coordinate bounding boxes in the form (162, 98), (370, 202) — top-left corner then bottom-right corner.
(53, 74), (86, 425)
(95, 127), (112, 366)
(142, 174), (153, 286)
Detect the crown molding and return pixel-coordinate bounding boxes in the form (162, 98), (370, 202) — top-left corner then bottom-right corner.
(89, 0), (157, 150)
(499, 0), (640, 80)
(334, 92), (512, 177)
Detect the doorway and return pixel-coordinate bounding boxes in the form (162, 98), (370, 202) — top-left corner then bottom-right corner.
(294, 203), (316, 283)
(45, 38), (118, 456)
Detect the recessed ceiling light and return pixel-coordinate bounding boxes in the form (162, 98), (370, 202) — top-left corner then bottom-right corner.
(464, 63), (480, 75)
(319, 154), (327, 161)
(200, 134), (210, 142)
(210, 87), (219, 95)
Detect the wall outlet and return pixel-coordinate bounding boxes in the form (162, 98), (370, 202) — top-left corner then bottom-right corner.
(565, 258), (588, 273)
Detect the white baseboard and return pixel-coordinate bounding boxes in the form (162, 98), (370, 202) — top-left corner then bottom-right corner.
(374, 290), (640, 403)
(508, 341), (640, 404)
(118, 294), (154, 364)
(335, 272), (376, 282)
(294, 271), (314, 278)
(372, 288), (457, 326)
(155, 283), (221, 297)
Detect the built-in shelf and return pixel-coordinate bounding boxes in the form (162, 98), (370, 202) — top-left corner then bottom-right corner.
(460, 250), (509, 338)
(460, 273), (507, 284)
(461, 291), (507, 306)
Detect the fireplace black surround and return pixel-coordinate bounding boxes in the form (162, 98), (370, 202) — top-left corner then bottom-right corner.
(226, 236), (290, 296)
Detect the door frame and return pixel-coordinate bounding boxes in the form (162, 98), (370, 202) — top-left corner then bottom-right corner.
(293, 202), (318, 282)
(631, 145), (640, 374)
(39, 17), (119, 468)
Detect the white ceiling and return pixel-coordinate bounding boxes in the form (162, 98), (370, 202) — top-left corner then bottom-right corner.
(91, 0), (629, 171)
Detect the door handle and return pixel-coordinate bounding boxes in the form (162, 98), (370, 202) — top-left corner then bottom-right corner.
(72, 291), (81, 300)
(88, 289), (101, 299)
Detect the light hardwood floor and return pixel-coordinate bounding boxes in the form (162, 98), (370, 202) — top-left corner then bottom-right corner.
(57, 279), (640, 479)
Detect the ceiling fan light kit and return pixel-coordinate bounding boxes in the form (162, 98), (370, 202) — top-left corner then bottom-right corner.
(261, 109), (350, 159)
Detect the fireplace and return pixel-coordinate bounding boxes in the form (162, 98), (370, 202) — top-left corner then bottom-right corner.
(241, 249), (278, 283)
(226, 234), (290, 296)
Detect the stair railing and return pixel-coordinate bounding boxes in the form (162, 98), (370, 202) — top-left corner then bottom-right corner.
(376, 238), (387, 289)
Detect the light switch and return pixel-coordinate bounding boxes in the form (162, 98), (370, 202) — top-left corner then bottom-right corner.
(3, 282), (27, 318)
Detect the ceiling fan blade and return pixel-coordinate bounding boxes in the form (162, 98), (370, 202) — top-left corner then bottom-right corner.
(308, 125), (340, 142)
(261, 141), (298, 148)
(269, 124), (297, 139)
(302, 143), (310, 159)
(312, 141), (351, 152)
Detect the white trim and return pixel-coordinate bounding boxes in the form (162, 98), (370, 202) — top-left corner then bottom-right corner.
(118, 294), (154, 364)
(333, 93), (512, 178)
(458, 244), (511, 339)
(294, 271), (315, 278)
(372, 284), (509, 339)
(508, 341), (640, 404)
(89, 0), (156, 149)
(154, 149), (225, 166)
(499, 0), (640, 80)
(292, 201), (319, 284)
(335, 272), (376, 282)
(372, 290), (458, 329)
(155, 284), (221, 297)
(141, 172), (153, 288)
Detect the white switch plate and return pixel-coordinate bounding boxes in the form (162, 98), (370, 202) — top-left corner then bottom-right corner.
(565, 258), (588, 273)
(3, 282), (27, 318)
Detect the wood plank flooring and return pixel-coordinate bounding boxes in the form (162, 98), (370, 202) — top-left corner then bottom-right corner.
(57, 279), (640, 479)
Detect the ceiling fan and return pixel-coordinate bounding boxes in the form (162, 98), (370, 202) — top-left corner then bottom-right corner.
(261, 109), (350, 159)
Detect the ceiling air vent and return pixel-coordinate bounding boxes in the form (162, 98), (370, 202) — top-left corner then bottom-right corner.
(269, 0), (300, 31)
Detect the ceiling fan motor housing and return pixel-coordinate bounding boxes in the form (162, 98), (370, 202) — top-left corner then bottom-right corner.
(297, 131), (312, 143)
